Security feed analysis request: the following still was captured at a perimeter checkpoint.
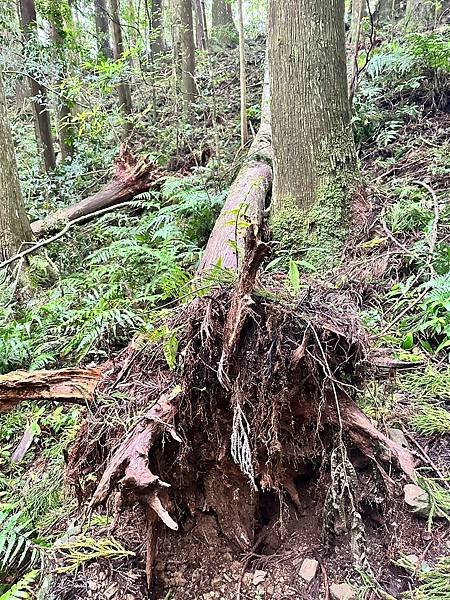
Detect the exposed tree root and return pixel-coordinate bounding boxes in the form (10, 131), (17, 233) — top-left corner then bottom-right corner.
(65, 228), (416, 597)
(90, 389), (180, 532)
(0, 367), (101, 413)
(31, 147), (166, 235)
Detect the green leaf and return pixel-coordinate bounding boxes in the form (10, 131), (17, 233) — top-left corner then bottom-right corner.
(163, 334), (178, 371)
(401, 332), (414, 350)
(288, 259), (300, 295)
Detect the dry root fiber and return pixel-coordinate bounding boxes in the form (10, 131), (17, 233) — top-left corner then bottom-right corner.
(67, 227), (414, 594)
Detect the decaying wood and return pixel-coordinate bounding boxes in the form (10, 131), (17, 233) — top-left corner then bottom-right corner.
(31, 148), (165, 236)
(339, 393), (415, 478)
(90, 389), (180, 532)
(197, 63), (272, 275)
(0, 368), (101, 413)
(217, 224), (269, 388)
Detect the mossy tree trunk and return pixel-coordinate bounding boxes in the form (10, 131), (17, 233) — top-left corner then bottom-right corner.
(178, 0), (197, 115)
(0, 69), (33, 262)
(94, 0), (113, 59)
(268, 0), (357, 267)
(211, 0), (237, 46)
(110, 0), (133, 132)
(19, 0), (56, 172)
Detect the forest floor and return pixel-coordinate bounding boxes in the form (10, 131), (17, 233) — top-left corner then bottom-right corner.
(1, 33), (450, 600)
(55, 105), (450, 600)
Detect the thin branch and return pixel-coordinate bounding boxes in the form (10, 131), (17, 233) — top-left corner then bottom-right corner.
(0, 201), (136, 272)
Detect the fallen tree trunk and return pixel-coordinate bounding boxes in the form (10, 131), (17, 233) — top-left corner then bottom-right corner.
(197, 64), (272, 274)
(31, 148), (165, 236)
(0, 368), (101, 413)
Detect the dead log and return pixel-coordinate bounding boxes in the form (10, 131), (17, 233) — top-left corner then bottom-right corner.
(197, 64), (272, 274)
(31, 148), (165, 236)
(0, 368), (101, 413)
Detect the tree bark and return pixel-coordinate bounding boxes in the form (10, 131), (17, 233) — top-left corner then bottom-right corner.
(19, 0), (56, 172)
(193, 0), (207, 50)
(147, 0), (165, 56)
(197, 64), (271, 274)
(237, 0), (248, 147)
(49, 22), (74, 161)
(211, 0), (237, 46)
(403, 0), (437, 30)
(0, 368), (101, 413)
(94, 0), (114, 59)
(110, 0), (133, 128)
(0, 69), (33, 262)
(178, 0), (197, 115)
(31, 150), (163, 235)
(268, 0), (357, 268)
(349, 0), (365, 44)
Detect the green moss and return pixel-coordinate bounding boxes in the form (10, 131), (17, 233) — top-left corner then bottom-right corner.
(271, 171), (355, 270)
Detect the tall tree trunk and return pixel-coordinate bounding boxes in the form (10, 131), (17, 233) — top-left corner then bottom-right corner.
(49, 23), (74, 161)
(0, 70), (33, 262)
(110, 0), (133, 130)
(211, 0), (237, 46)
(94, 0), (113, 59)
(268, 0), (357, 268)
(237, 0), (248, 146)
(146, 0), (165, 56)
(348, 0), (365, 105)
(403, 0), (437, 30)
(193, 0), (207, 50)
(349, 0), (365, 44)
(19, 0), (56, 172)
(178, 0), (197, 115)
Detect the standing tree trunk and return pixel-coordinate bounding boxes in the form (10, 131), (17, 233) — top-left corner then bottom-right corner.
(49, 19), (74, 161)
(403, 0), (437, 30)
(0, 70), (33, 261)
(110, 0), (133, 130)
(147, 0), (165, 56)
(178, 0), (197, 115)
(211, 0), (237, 46)
(94, 0), (113, 59)
(193, 0), (207, 50)
(237, 0), (248, 146)
(269, 0), (357, 268)
(19, 0), (56, 172)
(349, 0), (365, 44)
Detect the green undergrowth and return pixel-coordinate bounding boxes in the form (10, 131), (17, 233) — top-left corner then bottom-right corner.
(0, 173), (226, 373)
(353, 29), (450, 149)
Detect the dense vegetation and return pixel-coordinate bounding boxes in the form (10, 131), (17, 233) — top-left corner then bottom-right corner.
(0, 1), (449, 599)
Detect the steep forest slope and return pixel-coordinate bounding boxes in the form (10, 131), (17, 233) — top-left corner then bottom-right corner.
(0, 3), (449, 600)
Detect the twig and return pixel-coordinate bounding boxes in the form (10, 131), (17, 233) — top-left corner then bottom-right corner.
(313, 550), (330, 600)
(376, 288), (428, 337)
(401, 429), (450, 490)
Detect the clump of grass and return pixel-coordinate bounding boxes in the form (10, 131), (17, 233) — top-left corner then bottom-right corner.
(411, 403), (450, 435)
(400, 368), (450, 401)
(415, 555), (450, 600)
(415, 473), (450, 530)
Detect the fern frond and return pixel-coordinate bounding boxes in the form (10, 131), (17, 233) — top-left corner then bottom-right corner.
(0, 569), (39, 600)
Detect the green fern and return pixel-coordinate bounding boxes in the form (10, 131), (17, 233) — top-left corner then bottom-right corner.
(0, 509), (39, 576)
(0, 569), (39, 600)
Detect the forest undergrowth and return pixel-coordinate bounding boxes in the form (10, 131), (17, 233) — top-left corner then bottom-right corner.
(1, 26), (450, 600)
